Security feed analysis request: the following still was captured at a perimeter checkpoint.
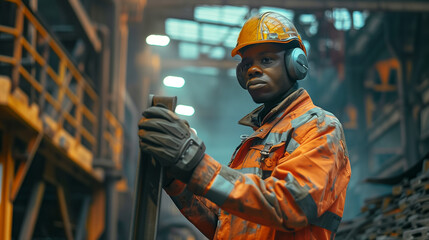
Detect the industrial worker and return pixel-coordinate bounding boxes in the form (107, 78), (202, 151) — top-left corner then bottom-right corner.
(138, 12), (351, 239)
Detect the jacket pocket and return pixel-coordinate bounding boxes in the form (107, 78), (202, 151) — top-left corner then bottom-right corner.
(249, 141), (286, 172)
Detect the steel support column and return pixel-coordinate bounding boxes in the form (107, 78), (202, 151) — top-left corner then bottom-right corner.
(18, 180), (45, 240)
(0, 132), (14, 240)
(147, 0), (429, 12)
(105, 177), (118, 240)
(75, 195), (91, 240)
(385, 13), (420, 167)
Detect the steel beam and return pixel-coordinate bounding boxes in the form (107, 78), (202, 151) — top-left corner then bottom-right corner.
(57, 185), (74, 240)
(64, 0), (102, 52)
(11, 1), (24, 92)
(18, 181), (45, 240)
(0, 132), (14, 240)
(105, 178), (118, 240)
(75, 196), (91, 240)
(11, 125), (43, 201)
(146, 0), (429, 12)
(161, 58), (238, 70)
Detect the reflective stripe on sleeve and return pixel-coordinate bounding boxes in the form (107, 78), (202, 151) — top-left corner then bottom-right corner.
(297, 194), (341, 232)
(284, 173), (342, 232)
(204, 167), (242, 206)
(236, 167), (262, 176)
(205, 173), (235, 206)
(284, 173), (311, 201)
(312, 210), (342, 233)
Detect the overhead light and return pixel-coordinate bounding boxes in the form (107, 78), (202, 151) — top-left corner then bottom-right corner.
(163, 76), (185, 88)
(175, 105), (195, 116)
(146, 34), (170, 46)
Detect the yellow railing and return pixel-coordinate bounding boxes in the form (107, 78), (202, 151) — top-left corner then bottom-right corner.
(105, 110), (124, 169)
(0, 0), (123, 168)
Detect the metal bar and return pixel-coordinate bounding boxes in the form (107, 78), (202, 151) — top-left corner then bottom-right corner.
(95, 24), (110, 158)
(75, 195), (91, 240)
(105, 110), (121, 128)
(0, 55), (16, 65)
(75, 81), (84, 147)
(161, 57), (238, 70)
(66, 0), (102, 52)
(5, 0), (19, 3)
(46, 66), (60, 85)
(21, 37), (60, 86)
(117, 14), (128, 123)
(63, 111), (78, 128)
(103, 132), (113, 145)
(56, 60), (67, 106)
(27, 0), (37, 91)
(11, 1), (24, 92)
(0, 25), (18, 36)
(57, 60), (67, 87)
(65, 63), (98, 103)
(65, 88), (80, 105)
(22, 6), (49, 39)
(38, 37), (50, 116)
(21, 38), (45, 66)
(0, 132), (15, 240)
(81, 107), (96, 123)
(81, 128), (96, 145)
(10, 162), (26, 200)
(90, 82), (100, 155)
(84, 83), (98, 101)
(103, 110), (123, 163)
(63, 111), (97, 145)
(105, 178), (118, 240)
(56, 185), (74, 240)
(147, 0), (429, 12)
(130, 96), (177, 240)
(18, 181), (45, 240)
(18, 65), (43, 92)
(56, 63), (74, 127)
(86, 190), (105, 240)
(10, 132), (43, 201)
(44, 92), (62, 111)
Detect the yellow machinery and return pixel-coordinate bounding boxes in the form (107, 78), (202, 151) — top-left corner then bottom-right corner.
(0, 0), (124, 239)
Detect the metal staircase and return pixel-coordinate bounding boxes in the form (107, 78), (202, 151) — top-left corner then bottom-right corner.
(0, 0), (124, 239)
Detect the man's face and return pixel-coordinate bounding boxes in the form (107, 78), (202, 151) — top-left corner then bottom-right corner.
(239, 44), (293, 104)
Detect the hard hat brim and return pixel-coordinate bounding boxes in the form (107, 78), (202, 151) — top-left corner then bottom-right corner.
(231, 38), (306, 57)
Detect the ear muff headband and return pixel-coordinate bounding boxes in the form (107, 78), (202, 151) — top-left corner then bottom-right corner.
(236, 48), (309, 89)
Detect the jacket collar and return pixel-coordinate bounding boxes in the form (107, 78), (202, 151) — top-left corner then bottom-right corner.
(238, 87), (310, 130)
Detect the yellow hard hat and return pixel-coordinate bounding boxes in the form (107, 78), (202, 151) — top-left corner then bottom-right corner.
(231, 12), (306, 57)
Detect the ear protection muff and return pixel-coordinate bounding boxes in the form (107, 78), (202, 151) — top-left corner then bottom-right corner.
(236, 48), (309, 89)
(236, 62), (247, 89)
(284, 48), (308, 80)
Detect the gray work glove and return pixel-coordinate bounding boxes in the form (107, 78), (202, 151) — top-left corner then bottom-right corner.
(138, 106), (205, 183)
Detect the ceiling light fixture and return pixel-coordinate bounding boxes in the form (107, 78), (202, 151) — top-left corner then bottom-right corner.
(146, 34), (170, 46)
(163, 76), (185, 88)
(175, 105), (195, 116)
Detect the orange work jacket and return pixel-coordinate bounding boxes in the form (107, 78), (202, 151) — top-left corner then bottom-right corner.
(167, 88), (351, 240)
